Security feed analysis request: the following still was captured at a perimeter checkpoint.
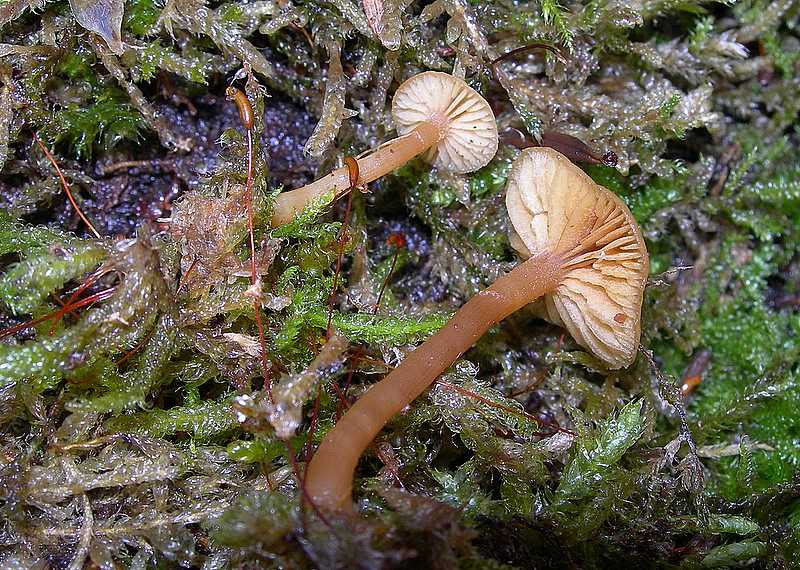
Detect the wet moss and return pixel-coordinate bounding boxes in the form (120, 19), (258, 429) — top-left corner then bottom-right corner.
(0, 0), (799, 567)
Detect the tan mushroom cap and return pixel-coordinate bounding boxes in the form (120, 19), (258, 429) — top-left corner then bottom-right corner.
(392, 71), (498, 174)
(506, 148), (649, 369)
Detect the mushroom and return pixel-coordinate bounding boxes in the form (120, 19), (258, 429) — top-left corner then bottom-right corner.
(303, 147), (649, 512)
(505, 147), (648, 368)
(270, 71), (498, 226)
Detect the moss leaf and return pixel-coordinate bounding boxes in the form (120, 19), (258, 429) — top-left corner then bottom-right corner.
(553, 399), (645, 506)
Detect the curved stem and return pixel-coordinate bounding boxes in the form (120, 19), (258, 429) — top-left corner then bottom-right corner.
(270, 122), (440, 226)
(303, 252), (566, 512)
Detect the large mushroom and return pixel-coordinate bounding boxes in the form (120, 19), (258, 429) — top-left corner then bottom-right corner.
(270, 71), (498, 226)
(505, 147), (648, 368)
(303, 147), (649, 512)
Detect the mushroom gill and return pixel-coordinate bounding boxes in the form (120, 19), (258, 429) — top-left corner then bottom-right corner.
(506, 147), (648, 368)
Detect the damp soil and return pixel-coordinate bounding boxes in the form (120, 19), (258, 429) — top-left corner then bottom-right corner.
(0, 88), (319, 239)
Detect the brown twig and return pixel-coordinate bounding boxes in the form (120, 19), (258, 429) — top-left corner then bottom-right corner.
(373, 233), (405, 314)
(49, 265), (112, 334)
(227, 85), (272, 400)
(176, 257), (199, 294)
(491, 42), (567, 72)
(99, 159), (175, 176)
(326, 157), (360, 337)
(680, 349), (712, 396)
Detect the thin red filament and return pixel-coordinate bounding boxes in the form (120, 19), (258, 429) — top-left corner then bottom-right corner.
(34, 134), (101, 239)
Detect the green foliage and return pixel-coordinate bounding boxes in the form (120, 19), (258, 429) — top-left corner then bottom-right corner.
(701, 541), (769, 567)
(270, 191), (339, 240)
(622, 171), (687, 223)
(272, 269), (448, 362)
(1, 0), (799, 567)
(124, 0), (161, 36)
(0, 242), (106, 315)
(213, 491), (298, 549)
(690, 218), (800, 493)
(105, 396), (237, 439)
(0, 211), (81, 257)
(69, 313), (180, 413)
(318, 311), (450, 346)
(469, 160), (511, 200)
(760, 31), (800, 77)
(539, 0), (573, 45)
(58, 50), (97, 82)
(135, 41), (215, 84)
(674, 514), (760, 536)
(429, 466), (500, 519)
(226, 436), (284, 464)
(50, 89), (144, 159)
(552, 400), (645, 507)
(0, 234), (169, 411)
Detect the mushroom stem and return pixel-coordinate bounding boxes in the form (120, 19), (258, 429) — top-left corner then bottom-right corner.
(270, 122), (441, 227)
(304, 251), (567, 512)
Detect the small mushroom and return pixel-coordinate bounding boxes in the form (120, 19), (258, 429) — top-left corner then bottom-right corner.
(506, 147), (648, 368)
(270, 71), (498, 226)
(303, 147), (649, 512)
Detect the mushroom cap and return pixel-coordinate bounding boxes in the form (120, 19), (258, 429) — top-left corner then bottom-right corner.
(506, 148), (649, 369)
(392, 71), (498, 174)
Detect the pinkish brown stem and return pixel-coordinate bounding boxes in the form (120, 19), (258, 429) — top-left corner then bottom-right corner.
(303, 252), (567, 512)
(270, 122), (441, 226)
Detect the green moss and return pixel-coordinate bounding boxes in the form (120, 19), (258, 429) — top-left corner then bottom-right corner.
(469, 160), (511, 200)
(1, 0), (800, 566)
(0, 211), (82, 257)
(213, 491), (299, 550)
(552, 400), (645, 509)
(105, 396), (238, 439)
(217, 3), (244, 23)
(761, 31), (800, 77)
(540, 0), (574, 45)
(58, 50), (97, 82)
(0, 243), (106, 315)
(49, 89), (143, 159)
(135, 41), (214, 84)
(658, 93), (681, 122)
(124, 0), (161, 36)
(226, 436), (285, 464)
(70, 313), (179, 413)
(701, 541), (769, 567)
(625, 174), (687, 223)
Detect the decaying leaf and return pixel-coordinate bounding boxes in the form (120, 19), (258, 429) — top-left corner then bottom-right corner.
(267, 333), (348, 439)
(69, 0), (126, 55)
(362, 0), (383, 34)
